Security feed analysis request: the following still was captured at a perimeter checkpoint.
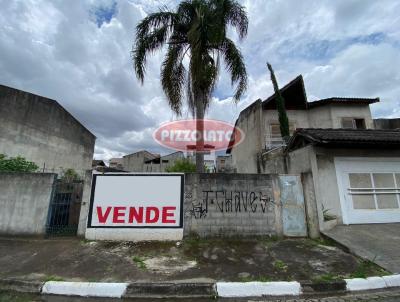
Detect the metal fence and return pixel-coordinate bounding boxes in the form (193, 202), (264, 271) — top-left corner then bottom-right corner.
(46, 180), (83, 236)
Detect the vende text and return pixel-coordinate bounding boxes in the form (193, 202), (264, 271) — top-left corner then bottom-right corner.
(96, 206), (176, 224)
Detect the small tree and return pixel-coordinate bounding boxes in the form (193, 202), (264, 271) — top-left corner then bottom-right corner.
(267, 63), (290, 141)
(0, 154), (39, 172)
(60, 168), (81, 182)
(165, 159), (196, 173)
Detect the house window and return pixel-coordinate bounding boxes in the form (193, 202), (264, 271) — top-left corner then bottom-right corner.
(341, 118), (366, 129)
(348, 172), (400, 210)
(268, 123), (295, 148)
(162, 160), (169, 163)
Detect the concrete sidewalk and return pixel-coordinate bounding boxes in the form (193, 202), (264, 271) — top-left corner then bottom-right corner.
(323, 224), (400, 274)
(0, 236), (387, 284)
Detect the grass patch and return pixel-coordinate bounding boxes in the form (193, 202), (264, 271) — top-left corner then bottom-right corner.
(273, 260), (288, 272)
(44, 275), (64, 282)
(260, 235), (281, 248)
(348, 259), (389, 279)
(87, 278), (98, 282)
(238, 275), (274, 282)
(312, 273), (343, 283)
(132, 256), (147, 270)
(307, 237), (336, 247)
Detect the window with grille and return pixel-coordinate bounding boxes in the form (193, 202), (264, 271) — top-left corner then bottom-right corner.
(267, 123), (295, 148)
(348, 173), (400, 210)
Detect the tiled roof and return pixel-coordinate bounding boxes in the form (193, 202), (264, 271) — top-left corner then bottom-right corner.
(286, 128), (400, 151)
(307, 97), (379, 108)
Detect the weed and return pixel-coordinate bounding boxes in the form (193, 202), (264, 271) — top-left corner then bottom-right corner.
(273, 260), (288, 271)
(44, 275), (64, 282)
(261, 234), (280, 247)
(87, 278), (98, 282)
(80, 239), (92, 245)
(312, 273), (343, 283)
(322, 207), (336, 222)
(132, 256), (147, 270)
(238, 275), (273, 282)
(348, 259), (389, 279)
(309, 237), (336, 247)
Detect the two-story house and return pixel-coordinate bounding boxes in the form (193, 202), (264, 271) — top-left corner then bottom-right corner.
(228, 75), (400, 231)
(228, 75), (378, 173)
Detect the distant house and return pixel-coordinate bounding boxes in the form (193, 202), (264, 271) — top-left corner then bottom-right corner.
(227, 75), (379, 173)
(109, 157), (124, 170)
(374, 118), (400, 130)
(92, 160), (106, 168)
(186, 152), (216, 172)
(122, 150), (159, 172)
(216, 155), (233, 173)
(0, 84), (95, 177)
(144, 151), (185, 172)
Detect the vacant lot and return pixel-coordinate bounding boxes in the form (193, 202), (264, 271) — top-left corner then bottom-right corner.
(0, 236), (387, 283)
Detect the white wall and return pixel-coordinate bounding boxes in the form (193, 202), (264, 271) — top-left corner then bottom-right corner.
(327, 104), (374, 129)
(313, 148), (400, 226)
(231, 100), (263, 173)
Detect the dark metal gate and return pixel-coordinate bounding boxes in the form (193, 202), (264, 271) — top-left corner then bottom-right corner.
(46, 180), (83, 236)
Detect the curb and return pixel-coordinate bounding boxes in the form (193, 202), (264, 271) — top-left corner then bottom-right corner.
(124, 281), (216, 298)
(1, 275), (399, 298)
(0, 278), (43, 294)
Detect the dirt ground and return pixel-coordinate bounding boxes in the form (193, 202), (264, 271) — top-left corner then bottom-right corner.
(0, 236), (388, 283)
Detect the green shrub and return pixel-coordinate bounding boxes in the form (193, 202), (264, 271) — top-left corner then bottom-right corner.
(60, 168), (81, 182)
(0, 154), (38, 172)
(165, 159), (196, 173)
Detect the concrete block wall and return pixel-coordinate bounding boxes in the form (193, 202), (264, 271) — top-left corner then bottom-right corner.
(184, 173), (285, 237)
(0, 172), (57, 235)
(0, 84), (95, 178)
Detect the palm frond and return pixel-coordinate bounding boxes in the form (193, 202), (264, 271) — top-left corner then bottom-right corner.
(161, 45), (186, 115)
(220, 38), (247, 101)
(133, 26), (169, 83)
(216, 0), (248, 40)
(136, 11), (176, 41)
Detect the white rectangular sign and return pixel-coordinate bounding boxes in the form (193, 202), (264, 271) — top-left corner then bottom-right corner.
(87, 174), (183, 228)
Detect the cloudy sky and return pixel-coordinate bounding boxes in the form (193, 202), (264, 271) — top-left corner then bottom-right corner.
(1, 0), (399, 160)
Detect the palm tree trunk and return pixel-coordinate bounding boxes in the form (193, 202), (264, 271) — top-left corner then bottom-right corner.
(195, 92), (205, 173)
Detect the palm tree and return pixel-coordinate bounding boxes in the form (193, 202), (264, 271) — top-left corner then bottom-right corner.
(133, 0), (248, 172)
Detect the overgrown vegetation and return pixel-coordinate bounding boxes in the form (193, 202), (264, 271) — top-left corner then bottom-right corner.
(239, 275), (273, 282)
(349, 259), (389, 279)
(312, 273), (343, 283)
(310, 237), (336, 247)
(0, 154), (38, 172)
(165, 159), (196, 173)
(132, 256), (147, 270)
(273, 260), (288, 272)
(44, 275), (64, 282)
(60, 168), (81, 182)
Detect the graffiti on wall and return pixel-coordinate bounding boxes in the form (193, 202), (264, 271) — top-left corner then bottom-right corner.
(185, 190), (275, 219)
